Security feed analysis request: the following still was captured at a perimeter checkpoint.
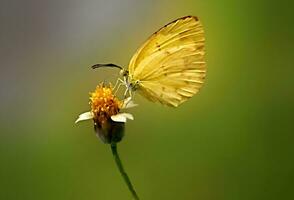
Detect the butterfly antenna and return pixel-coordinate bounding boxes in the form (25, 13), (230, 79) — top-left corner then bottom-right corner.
(92, 63), (129, 78)
(91, 63), (123, 70)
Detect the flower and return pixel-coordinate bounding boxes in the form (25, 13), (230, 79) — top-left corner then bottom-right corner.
(75, 84), (137, 143)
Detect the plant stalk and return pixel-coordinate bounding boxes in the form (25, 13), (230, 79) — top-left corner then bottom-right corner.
(110, 142), (140, 200)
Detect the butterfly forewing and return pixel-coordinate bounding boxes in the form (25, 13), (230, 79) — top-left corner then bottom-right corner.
(128, 16), (206, 107)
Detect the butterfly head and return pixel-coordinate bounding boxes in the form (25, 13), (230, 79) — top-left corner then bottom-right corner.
(128, 79), (140, 91)
(119, 68), (129, 77)
(119, 69), (139, 91)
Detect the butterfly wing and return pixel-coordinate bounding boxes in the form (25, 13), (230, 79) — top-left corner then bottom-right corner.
(128, 16), (206, 107)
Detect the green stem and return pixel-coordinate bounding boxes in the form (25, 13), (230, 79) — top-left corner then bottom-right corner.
(110, 143), (140, 200)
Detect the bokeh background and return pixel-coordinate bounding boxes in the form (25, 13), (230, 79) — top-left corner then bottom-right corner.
(1, 0), (293, 199)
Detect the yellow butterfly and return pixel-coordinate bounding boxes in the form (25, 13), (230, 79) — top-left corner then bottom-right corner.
(92, 16), (206, 107)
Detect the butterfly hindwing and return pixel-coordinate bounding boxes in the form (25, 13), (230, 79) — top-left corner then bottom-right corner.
(128, 16), (206, 107)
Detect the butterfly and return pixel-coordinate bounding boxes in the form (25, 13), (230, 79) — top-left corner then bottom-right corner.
(92, 16), (206, 107)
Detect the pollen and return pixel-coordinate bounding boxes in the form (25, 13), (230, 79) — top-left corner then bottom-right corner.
(90, 84), (122, 124)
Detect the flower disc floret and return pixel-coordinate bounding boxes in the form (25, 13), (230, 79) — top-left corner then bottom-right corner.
(90, 85), (123, 124)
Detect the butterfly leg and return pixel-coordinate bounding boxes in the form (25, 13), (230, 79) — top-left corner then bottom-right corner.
(114, 78), (126, 95)
(123, 87), (129, 99)
(113, 78), (120, 90)
(128, 88), (133, 99)
(114, 83), (122, 95)
(120, 76), (131, 99)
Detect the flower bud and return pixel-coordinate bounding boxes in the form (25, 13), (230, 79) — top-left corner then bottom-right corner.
(76, 84), (134, 144)
(94, 120), (125, 144)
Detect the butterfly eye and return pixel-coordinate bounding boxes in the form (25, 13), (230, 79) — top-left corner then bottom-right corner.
(122, 69), (129, 77)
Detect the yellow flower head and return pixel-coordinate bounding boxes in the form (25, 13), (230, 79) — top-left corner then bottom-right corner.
(76, 83), (137, 143)
(90, 84), (122, 125)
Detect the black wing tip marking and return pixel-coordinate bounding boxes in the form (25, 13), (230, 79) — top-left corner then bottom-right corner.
(155, 15), (200, 35)
(181, 15), (199, 21)
(168, 15), (198, 24)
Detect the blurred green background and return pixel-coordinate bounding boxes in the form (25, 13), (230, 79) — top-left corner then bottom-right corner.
(1, 0), (293, 199)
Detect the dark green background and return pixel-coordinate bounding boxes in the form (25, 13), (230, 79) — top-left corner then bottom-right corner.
(1, 0), (293, 199)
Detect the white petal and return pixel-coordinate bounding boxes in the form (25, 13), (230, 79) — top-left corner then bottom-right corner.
(75, 111), (93, 123)
(125, 101), (138, 109)
(111, 113), (134, 123)
(122, 97), (138, 109)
